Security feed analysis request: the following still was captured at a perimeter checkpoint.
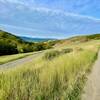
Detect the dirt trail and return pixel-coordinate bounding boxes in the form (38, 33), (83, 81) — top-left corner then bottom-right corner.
(0, 52), (42, 69)
(82, 51), (100, 100)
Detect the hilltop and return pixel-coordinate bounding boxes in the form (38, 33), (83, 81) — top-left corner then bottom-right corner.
(66, 34), (100, 42)
(0, 30), (25, 44)
(55, 34), (100, 47)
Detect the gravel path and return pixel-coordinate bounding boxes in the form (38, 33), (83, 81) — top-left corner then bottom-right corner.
(82, 51), (100, 100)
(0, 52), (42, 69)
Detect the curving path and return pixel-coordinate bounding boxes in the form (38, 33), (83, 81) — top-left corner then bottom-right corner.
(82, 51), (100, 100)
(0, 51), (43, 69)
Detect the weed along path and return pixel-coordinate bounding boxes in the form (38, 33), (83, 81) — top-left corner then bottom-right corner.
(0, 51), (43, 69)
(82, 51), (100, 100)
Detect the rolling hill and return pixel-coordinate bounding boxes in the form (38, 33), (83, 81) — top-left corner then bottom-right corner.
(0, 32), (100, 100)
(0, 30), (53, 55)
(0, 30), (26, 55)
(0, 30), (100, 100)
(66, 34), (100, 42)
(0, 30), (25, 44)
(54, 34), (100, 47)
(0, 29), (100, 55)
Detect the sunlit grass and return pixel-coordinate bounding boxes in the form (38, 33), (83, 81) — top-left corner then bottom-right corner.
(0, 40), (99, 100)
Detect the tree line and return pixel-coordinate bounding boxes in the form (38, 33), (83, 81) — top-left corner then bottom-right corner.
(0, 39), (56, 56)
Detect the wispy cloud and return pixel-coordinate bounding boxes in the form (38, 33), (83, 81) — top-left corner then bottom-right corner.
(0, 0), (100, 38)
(1, 0), (100, 22)
(0, 23), (65, 36)
(0, 0), (25, 5)
(2, 0), (100, 21)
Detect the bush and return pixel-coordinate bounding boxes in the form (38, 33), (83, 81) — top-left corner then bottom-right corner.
(21, 44), (34, 53)
(33, 43), (52, 51)
(43, 48), (73, 60)
(43, 50), (60, 60)
(61, 48), (73, 54)
(0, 39), (18, 55)
(75, 47), (83, 51)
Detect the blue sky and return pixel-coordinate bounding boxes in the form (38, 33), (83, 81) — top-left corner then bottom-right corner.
(0, 0), (100, 38)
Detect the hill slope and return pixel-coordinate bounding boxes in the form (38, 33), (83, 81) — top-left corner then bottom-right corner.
(0, 34), (99, 100)
(0, 30), (25, 55)
(55, 34), (100, 47)
(0, 30), (25, 44)
(0, 30), (100, 55)
(0, 30), (53, 55)
(67, 34), (100, 42)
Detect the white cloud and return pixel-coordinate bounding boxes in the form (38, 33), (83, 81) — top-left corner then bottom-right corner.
(0, 23), (42, 31)
(1, 0), (100, 23)
(0, 23), (64, 35)
(0, 0), (24, 4)
(0, 0), (100, 38)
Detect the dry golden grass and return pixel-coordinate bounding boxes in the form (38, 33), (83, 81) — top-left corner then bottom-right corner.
(0, 39), (99, 100)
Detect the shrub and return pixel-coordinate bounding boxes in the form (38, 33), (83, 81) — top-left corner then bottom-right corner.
(21, 44), (34, 53)
(75, 47), (83, 51)
(61, 48), (73, 54)
(0, 39), (18, 55)
(43, 50), (60, 60)
(43, 48), (73, 60)
(32, 43), (52, 52)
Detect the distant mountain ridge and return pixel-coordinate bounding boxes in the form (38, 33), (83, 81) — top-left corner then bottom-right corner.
(20, 36), (56, 42)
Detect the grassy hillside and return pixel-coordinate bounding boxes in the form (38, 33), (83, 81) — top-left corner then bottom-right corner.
(0, 30), (54, 56)
(55, 34), (100, 47)
(0, 34), (100, 100)
(0, 30), (24, 42)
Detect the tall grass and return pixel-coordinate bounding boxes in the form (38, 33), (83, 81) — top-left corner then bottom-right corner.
(0, 37), (99, 100)
(0, 48), (98, 100)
